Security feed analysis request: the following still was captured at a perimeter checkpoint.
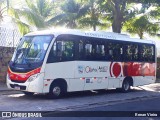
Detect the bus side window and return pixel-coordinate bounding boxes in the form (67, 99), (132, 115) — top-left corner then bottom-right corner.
(85, 43), (92, 60)
(142, 45), (155, 62)
(132, 44), (138, 61)
(78, 40), (84, 60)
(62, 41), (74, 61)
(95, 41), (105, 61)
(114, 43), (122, 61)
(56, 41), (63, 61)
(47, 42), (57, 63)
(47, 39), (75, 63)
(139, 44), (149, 62)
(138, 44), (143, 61)
(107, 42), (114, 60)
(151, 46), (155, 62)
(106, 42), (122, 61)
(124, 44), (133, 61)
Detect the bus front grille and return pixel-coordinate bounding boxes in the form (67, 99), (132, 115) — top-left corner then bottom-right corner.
(11, 79), (26, 83)
(10, 84), (26, 90)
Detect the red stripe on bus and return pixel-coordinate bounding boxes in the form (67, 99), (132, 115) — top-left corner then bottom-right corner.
(8, 67), (41, 82)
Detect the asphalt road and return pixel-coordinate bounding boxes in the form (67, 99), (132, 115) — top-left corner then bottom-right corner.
(9, 96), (160, 120)
(1, 83), (160, 120)
(81, 97), (160, 111)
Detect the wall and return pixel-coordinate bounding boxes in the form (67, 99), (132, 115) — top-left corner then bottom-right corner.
(0, 47), (14, 83)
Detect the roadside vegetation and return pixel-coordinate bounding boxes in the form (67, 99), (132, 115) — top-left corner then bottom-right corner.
(0, 0), (160, 38)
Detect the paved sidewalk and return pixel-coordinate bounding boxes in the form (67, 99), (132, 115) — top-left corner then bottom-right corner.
(139, 83), (160, 92)
(0, 82), (9, 91)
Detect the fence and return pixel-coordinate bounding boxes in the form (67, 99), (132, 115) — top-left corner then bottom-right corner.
(0, 27), (21, 47)
(0, 27), (21, 65)
(0, 27), (21, 82)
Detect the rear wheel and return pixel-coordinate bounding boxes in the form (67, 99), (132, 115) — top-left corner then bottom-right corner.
(121, 80), (131, 93)
(48, 83), (65, 99)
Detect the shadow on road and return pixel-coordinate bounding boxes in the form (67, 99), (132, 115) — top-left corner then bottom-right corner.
(8, 88), (144, 100)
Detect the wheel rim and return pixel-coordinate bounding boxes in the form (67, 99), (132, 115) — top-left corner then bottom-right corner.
(52, 86), (61, 96)
(124, 81), (129, 91)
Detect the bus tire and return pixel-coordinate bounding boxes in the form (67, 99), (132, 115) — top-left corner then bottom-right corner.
(48, 83), (64, 99)
(121, 79), (131, 93)
(23, 91), (34, 96)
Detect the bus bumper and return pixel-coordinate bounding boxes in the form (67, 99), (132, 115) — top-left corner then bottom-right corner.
(6, 73), (45, 93)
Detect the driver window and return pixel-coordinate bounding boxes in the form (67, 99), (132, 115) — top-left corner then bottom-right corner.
(47, 36), (75, 63)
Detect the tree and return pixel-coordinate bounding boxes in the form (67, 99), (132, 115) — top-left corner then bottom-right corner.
(123, 15), (160, 39)
(78, 0), (110, 31)
(99, 0), (142, 33)
(49, 0), (88, 29)
(8, 0), (57, 35)
(0, 0), (9, 24)
(148, 5), (160, 23)
(123, 0), (160, 39)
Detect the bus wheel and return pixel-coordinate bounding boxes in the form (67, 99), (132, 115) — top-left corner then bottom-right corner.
(23, 91), (34, 96)
(48, 83), (64, 99)
(121, 80), (130, 93)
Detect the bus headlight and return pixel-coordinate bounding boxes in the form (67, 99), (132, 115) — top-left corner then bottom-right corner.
(27, 73), (40, 82)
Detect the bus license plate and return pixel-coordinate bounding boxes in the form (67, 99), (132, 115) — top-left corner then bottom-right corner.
(14, 86), (20, 90)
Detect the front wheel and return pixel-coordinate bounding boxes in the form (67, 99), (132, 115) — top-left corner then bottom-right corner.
(121, 80), (131, 93)
(48, 83), (64, 99)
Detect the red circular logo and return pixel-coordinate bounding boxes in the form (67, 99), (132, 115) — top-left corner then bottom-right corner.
(110, 62), (122, 78)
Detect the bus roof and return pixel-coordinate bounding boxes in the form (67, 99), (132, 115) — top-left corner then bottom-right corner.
(25, 29), (155, 44)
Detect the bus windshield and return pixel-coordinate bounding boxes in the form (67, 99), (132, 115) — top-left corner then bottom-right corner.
(11, 35), (53, 65)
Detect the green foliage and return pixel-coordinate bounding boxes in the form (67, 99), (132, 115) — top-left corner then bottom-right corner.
(79, 0), (110, 31)
(7, 0), (160, 37)
(98, 0), (142, 33)
(0, 0), (9, 23)
(123, 15), (160, 39)
(48, 0), (88, 29)
(149, 7), (160, 20)
(8, 0), (56, 35)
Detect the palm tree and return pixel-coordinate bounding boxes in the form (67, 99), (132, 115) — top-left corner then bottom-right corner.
(8, 0), (57, 35)
(49, 0), (88, 29)
(99, 0), (146, 33)
(123, 15), (160, 39)
(79, 0), (110, 31)
(149, 6), (160, 22)
(0, 0), (9, 24)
